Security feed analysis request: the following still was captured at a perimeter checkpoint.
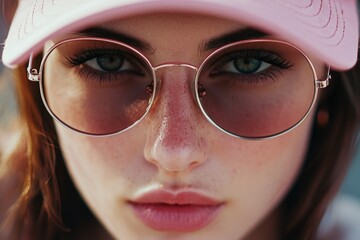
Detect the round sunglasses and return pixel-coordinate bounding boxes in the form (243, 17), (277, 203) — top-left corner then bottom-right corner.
(27, 37), (330, 139)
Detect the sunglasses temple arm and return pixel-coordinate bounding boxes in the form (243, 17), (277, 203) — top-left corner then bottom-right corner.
(316, 64), (331, 89)
(27, 52), (40, 82)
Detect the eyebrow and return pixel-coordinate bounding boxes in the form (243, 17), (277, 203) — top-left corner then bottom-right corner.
(75, 27), (269, 54)
(201, 28), (270, 52)
(75, 27), (154, 53)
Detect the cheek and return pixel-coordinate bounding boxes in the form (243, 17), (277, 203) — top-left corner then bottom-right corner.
(210, 133), (308, 208)
(208, 113), (313, 233)
(55, 125), (153, 216)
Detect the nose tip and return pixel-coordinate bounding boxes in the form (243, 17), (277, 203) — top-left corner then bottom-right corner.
(145, 118), (207, 172)
(144, 67), (207, 173)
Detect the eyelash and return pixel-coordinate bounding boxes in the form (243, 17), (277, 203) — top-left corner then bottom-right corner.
(62, 47), (292, 87)
(64, 48), (143, 83)
(210, 49), (293, 85)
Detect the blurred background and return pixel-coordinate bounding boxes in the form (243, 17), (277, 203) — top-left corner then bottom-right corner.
(0, 2), (359, 201)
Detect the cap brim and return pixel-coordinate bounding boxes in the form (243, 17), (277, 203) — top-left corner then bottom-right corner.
(2, 0), (359, 70)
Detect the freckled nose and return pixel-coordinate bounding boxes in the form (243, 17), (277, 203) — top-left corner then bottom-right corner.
(144, 67), (207, 173)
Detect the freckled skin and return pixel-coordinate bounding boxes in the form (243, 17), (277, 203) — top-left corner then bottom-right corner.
(53, 13), (324, 240)
(144, 68), (207, 171)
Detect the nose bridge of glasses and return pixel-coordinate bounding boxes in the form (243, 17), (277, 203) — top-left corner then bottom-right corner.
(152, 63), (199, 96)
(154, 63), (199, 72)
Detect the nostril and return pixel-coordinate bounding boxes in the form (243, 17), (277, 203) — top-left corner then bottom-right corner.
(144, 111), (208, 173)
(161, 160), (202, 173)
(147, 138), (206, 173)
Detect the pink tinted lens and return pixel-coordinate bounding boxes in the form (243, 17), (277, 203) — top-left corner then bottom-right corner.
(197, 40), (316, 138)
(42, 39), (154, 135)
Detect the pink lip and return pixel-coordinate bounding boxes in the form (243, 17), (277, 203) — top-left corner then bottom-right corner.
(128, 190), (223, 232)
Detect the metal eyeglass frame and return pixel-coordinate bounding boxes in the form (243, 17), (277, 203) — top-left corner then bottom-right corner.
(27, 37), (331, 140)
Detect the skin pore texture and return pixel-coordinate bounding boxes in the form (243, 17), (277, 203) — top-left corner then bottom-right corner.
(50, 13), (324, 240)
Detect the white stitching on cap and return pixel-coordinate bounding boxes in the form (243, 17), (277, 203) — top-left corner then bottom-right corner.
(284, 0), (323, 17)
(275, 0), (345, 46)
(16, 0), (347, 47)
(17, 0), (35, 39)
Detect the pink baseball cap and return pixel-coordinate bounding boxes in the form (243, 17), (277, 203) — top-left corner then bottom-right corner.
(2, 0), (359, 70)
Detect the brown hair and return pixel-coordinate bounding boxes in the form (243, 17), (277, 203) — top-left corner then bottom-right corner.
(0, 65), (97, 239)
(284, 62), (360, 239)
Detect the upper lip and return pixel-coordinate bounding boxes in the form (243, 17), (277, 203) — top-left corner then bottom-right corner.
(129, 189), (223, 206)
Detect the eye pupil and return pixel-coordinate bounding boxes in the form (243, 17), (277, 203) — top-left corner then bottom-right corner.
(97, 54), (124, 72)
(235, 57), (262, 73)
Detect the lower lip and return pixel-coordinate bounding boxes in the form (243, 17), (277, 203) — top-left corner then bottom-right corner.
(129, 203), (222, 232)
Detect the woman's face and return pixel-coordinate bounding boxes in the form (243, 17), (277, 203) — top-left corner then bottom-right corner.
(52, 13), (322, 240)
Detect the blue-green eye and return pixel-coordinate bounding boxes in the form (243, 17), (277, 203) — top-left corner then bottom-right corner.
(210, 49), (289, 77)
(234, 57), (264, 73)
(96, 54), (125, 72)
(221, 56), (272, 75)
(66, 48), (143, 74)
(85, 53), (136, 73)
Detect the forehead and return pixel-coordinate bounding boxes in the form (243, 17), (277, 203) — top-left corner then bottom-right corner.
(95, 13), (247, 49)
(64, 13), (264, 64)
(48, 12), (275, 66)
(104, 13), (244, 33)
